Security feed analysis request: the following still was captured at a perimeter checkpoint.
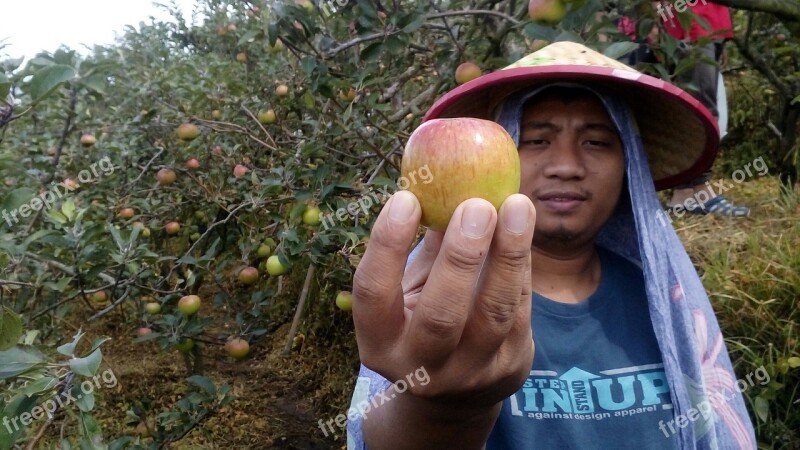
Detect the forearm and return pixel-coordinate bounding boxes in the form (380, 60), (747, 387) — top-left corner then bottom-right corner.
(363, 385), (502, 450)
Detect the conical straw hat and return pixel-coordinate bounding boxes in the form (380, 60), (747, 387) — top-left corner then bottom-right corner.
(423, 41), (719, 190)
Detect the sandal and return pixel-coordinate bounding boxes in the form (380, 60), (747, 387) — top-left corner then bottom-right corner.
(666, 196), (750, 217)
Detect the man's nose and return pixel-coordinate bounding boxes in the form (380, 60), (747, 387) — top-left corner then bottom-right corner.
(542, 140), (586, 180)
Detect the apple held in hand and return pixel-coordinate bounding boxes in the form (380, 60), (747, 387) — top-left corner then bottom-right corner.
(400, 118), (520, 231)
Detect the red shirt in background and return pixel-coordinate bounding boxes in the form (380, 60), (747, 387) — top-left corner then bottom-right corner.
(660, 1), (734, 41)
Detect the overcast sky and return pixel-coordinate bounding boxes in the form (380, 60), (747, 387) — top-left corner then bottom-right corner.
(2, 0), (198, 62)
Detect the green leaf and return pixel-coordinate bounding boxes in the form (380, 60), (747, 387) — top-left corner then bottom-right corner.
(0, 73), (9, 99)
(237, 30), (260, 46)
(69, 348), (102, 377)
(0, 347), (46, 380)
(20, 376), (58, 397)
(754, 395), (769, 422)
(1, 188), (35, 213)
(187, 375), (216, 396)
(27, 64), (76, 102)
(61, 199), (77, 222)
(787, 356), (800, 368)
(78, 412), (104, 450)
(0, 393), (41, 449)
(603, 42), (640, 61)
(75, 390), (95, 412)
(0, 309), (23, 351)
(57, 330), (86, 356)
(46, 210), (68, 225)
(86, 336), (111, 356)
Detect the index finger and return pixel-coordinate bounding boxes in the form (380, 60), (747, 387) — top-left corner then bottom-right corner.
(353, 191), (422, 363)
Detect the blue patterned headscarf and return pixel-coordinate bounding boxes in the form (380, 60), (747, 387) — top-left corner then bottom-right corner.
(347, 83), (757, 450)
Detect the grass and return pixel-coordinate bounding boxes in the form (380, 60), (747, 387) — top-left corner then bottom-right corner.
(673, 176), (800, 449)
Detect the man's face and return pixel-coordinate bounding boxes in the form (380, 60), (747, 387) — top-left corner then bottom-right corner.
(518, 94), (625, 251)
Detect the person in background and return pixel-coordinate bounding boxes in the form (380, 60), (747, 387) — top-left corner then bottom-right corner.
(656, 0), (749, 216)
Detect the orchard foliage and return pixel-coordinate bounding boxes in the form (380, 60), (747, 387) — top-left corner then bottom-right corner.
(0, 0), (797, 448)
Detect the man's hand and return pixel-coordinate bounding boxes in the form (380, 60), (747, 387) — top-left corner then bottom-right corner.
(353, 191), (536, 448)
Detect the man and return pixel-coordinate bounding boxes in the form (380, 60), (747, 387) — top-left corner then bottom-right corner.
(346, 42), (756, 449)
(657, 0), (748, 216)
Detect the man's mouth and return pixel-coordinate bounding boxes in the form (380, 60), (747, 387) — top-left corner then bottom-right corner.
(537, 191), (588, 213)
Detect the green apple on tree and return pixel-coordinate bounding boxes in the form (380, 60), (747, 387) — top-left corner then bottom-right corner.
(256, 244), (271, 258)
(178, 295), (201, 315)
(302, 205), (322, 226)
(335, 291), (353, 311)
(266, 255), (289, 276)
(258, 109), (277, 124)
(175, 338), (194, 352)
(176, 123), (199, 141)
(144, 302), (161, 314)
(401, 118), (520, 231)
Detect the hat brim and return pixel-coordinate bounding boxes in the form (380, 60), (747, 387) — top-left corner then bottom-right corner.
(423, 65), (719, 191)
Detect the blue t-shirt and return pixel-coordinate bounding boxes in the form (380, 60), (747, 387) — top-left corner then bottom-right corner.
(487, 246), (678, 449)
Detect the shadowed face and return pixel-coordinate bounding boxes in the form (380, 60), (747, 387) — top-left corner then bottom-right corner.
(517, 92), (625, 252)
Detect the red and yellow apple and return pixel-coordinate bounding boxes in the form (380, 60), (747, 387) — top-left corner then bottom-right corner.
(80, 134), (97, 146)
(176, 123), (199, 141)
(233, 164), (250, 178)
(528, 0), (567, 24)
(178, 295), (201, 315)
(455, 62), (481, 85)
(238, 266), (259, 285)
(400, 118), (520, 231)
(186, 158), (200, 170)
(165, 221), (181, 235)
(225, 338), (250, 359)
(118, 208), (135, 219)
(157, 168), (176, 186)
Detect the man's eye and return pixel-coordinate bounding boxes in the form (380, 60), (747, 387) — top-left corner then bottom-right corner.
(521, 139), (548, 146)
(586, 140), (610, 147)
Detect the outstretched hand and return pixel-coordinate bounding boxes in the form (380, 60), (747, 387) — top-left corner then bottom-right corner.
(353, 190), (536, 411)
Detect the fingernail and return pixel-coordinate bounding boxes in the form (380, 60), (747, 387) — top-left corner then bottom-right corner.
(503, 196), (530, 235)
(389, 191), (416, 223)
(461, 202), (492, 238)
